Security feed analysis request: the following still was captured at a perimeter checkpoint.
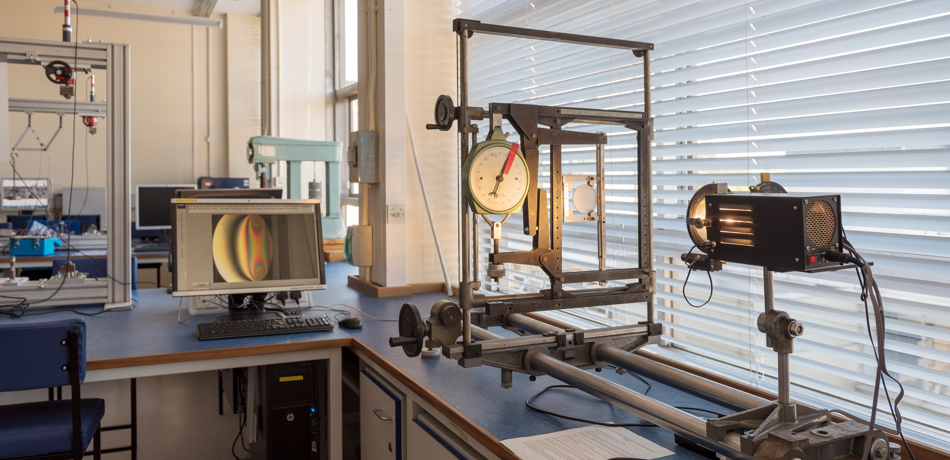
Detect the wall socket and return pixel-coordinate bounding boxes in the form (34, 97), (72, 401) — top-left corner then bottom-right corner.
(387, 205), (406, 224)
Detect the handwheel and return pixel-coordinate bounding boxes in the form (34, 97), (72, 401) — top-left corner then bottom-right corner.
(45, 60), (74, 85)
(425, 95), (456, 131)
(388, 303), (426, 357)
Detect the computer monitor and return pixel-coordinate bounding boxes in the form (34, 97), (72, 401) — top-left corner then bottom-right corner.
(197, 176), (251, 189)
(171, 198), (326, 298)
(176, 188), (283, 199)
(136, 184), (197, 230)
(1, 178), (51, 211)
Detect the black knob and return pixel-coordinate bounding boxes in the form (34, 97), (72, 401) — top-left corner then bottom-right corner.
(427, 95), (456, 131)
(388, 337), (417, 347)
(388, 303), (426, 357)
(45, 60), (74, 85)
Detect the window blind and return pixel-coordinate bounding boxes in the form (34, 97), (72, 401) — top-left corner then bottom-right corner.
(459, 0), (950, 449)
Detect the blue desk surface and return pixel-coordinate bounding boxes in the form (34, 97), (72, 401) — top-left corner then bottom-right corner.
(1, 263), (730, 459)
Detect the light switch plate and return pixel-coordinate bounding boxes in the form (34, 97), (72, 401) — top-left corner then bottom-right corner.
(387, 205), (406, 224)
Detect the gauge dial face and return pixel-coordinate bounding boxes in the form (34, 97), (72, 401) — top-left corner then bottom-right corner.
(468, 145), (529, 214)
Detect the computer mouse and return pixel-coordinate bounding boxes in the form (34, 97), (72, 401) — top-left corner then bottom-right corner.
(338, 317), (363, 329)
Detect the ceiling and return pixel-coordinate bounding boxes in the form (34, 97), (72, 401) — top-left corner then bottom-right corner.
(87, 0), (260, 16)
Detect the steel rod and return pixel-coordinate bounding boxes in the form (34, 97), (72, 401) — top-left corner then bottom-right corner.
(471, 325), (503, 341)
(640, 49), (655, 324)
(507, 313), (564, 334)
(764, 269), (774, 314)
(454, 19), (653, 51)
(596, 345), (767, 412)
(778, 352), (791, 406)
(484, 293), (546, 303)
(459, 24), (472, 346)
(596, 141), (606, 283)
(472, 129), (480, 286)
(528, 352), (748, 459)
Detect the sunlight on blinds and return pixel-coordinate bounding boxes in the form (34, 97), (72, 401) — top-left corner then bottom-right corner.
(460, 0), (950, 449)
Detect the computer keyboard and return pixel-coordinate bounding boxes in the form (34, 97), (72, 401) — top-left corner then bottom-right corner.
(196, 315), (334, 340)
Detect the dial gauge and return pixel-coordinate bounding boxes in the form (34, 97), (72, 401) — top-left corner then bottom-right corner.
(462, 129), (530, 215)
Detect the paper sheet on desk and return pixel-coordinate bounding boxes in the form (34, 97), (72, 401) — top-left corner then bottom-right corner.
(501, 426), (674, 460)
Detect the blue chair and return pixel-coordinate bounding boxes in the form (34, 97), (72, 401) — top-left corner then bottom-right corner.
(51, 257), (138, 290)
(0, 319), (103, 459)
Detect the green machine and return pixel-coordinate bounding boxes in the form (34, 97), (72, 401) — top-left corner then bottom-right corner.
(247, 135), (344, 239)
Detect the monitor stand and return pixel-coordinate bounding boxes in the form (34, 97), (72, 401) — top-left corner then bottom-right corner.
(211, 293), (281, 324)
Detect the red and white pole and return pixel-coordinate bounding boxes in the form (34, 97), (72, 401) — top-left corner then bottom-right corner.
(84, 75), (98, 132)
(63, 0), (72, 42)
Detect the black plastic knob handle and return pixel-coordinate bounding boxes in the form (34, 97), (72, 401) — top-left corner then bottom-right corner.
(389, 336), (417, 347)
(390, 303), (426, 358)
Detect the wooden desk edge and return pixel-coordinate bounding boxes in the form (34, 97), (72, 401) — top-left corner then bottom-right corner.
(87, 338), (353, 370)
(87, 337), (518, 460)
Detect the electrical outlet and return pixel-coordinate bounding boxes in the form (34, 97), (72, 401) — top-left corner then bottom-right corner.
(275, 176), (287, 187)
(387, 205), (406, 224)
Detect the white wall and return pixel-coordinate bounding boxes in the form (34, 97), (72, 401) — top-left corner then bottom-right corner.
(225, 12), (261, 184)
(276, 0), (328, 203)
(403, 0), (459, 285)
(0, 0), (232, 202)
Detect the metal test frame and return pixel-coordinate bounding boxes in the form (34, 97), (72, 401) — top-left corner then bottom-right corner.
(429, 19), (663, 369)
(389, 20), (893, 460)
(1, 36), (132, 309)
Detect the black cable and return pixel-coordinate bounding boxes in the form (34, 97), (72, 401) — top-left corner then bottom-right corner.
(842, 237), (916, 460)
(526, 385), (657, 427)
(525, 385), (726, 427)
(609, 365), (651, 396)
(64, 0), (81, 274)
(681, 245), (713, 308)
(231, 369), (250, 459)
(3, 0), (84, 316)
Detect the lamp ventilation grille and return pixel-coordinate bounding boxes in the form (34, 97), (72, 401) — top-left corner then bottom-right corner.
(806, 200), (836, 247)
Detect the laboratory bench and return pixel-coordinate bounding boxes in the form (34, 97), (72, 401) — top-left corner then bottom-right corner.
(0, 263), (734, 460)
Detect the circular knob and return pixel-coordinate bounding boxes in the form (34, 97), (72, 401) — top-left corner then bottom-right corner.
(45, 60), (74, 85)
(425, 95), (456, 131)
(388, 303), (426, 357)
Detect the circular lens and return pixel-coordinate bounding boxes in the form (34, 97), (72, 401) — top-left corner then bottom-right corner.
(686, 183), (727, 252)
(572, 183), (597, 214)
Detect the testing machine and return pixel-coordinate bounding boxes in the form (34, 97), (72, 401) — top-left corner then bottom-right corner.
(387, 19), (896, 460)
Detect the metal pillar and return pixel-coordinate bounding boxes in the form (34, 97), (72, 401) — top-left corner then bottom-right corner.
(105, 42), (132, 309)
(458, 24), (473, 346)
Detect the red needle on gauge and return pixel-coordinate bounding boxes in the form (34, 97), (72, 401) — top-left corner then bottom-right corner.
(490, 143), (520, 198)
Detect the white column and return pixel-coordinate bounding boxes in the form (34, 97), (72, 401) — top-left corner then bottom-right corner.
(105, 44), (132, 308)
(378, 0), (407, 287)
(0, 60), (8, 156)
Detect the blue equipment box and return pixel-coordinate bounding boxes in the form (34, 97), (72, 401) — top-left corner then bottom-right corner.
(9, 236), (63, 256)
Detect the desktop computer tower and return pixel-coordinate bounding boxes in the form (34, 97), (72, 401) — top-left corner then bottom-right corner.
(251, 360), (329, 460)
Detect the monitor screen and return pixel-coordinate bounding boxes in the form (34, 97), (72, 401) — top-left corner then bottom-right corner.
(2, 178), (51, 210)
(171, 199), (326, 296)
(136, 184), (197, 230)
(176, 188), (283, 199)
